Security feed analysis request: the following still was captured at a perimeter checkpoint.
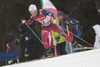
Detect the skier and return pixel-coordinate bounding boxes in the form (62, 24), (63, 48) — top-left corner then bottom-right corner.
(22, 4), (73, 50)
(5, 32), (19, 64)
(56, 11), (74, 54)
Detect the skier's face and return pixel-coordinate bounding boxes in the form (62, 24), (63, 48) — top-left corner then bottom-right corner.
(30, 10), (37, 17)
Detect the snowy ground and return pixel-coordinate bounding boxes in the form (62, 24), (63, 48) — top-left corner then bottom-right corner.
(3, 49), (100, 67)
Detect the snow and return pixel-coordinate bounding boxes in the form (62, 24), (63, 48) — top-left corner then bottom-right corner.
(3, 49), (100, 67)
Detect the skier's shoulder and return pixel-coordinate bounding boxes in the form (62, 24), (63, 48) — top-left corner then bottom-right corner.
(39, 9), (52, 16)
(39, 9), (47, 12)
(40, 9), (47, 14)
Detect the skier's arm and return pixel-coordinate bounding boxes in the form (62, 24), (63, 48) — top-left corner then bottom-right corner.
(26, 16), (34, 25)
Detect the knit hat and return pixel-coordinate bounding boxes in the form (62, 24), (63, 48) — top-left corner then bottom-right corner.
(28, 4), (37, 12)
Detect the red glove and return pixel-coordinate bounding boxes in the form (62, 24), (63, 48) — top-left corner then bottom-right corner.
(67, 36), (73, 42)
(44, 44), (49, 50)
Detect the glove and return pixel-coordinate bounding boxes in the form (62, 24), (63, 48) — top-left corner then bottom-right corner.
(21, 19), (26, 23)
(44, 44), (49, 51)
(67, 35), (73, 42)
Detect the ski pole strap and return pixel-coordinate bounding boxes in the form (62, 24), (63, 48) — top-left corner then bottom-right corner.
(24, 23), (43, 44)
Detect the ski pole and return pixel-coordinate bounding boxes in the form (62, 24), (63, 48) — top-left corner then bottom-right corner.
(61, 26), (93, 47)
(55, 17), (93, 47)
(52, 31), (57, 56)
(25, 23), (43, 44)
(21, 20), (43, 44)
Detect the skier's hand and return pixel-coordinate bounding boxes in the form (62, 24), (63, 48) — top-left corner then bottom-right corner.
(67, 35), (73, 42)
(22, 19), (26, 23)
(44, 44), (49, 51)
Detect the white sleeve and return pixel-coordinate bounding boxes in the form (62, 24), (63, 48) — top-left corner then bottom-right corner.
(94, 35), (100, 49)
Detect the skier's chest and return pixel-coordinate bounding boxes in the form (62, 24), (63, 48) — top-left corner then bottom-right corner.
(34, 13), (46, 22)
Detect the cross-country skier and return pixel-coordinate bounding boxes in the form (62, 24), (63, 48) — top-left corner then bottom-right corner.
(5, 32), (18, 64)
(22, 4), (73, 50)
(56, 11), (74, 54)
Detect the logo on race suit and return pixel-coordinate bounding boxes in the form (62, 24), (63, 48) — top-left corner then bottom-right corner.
(35, 16), (46, 21)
